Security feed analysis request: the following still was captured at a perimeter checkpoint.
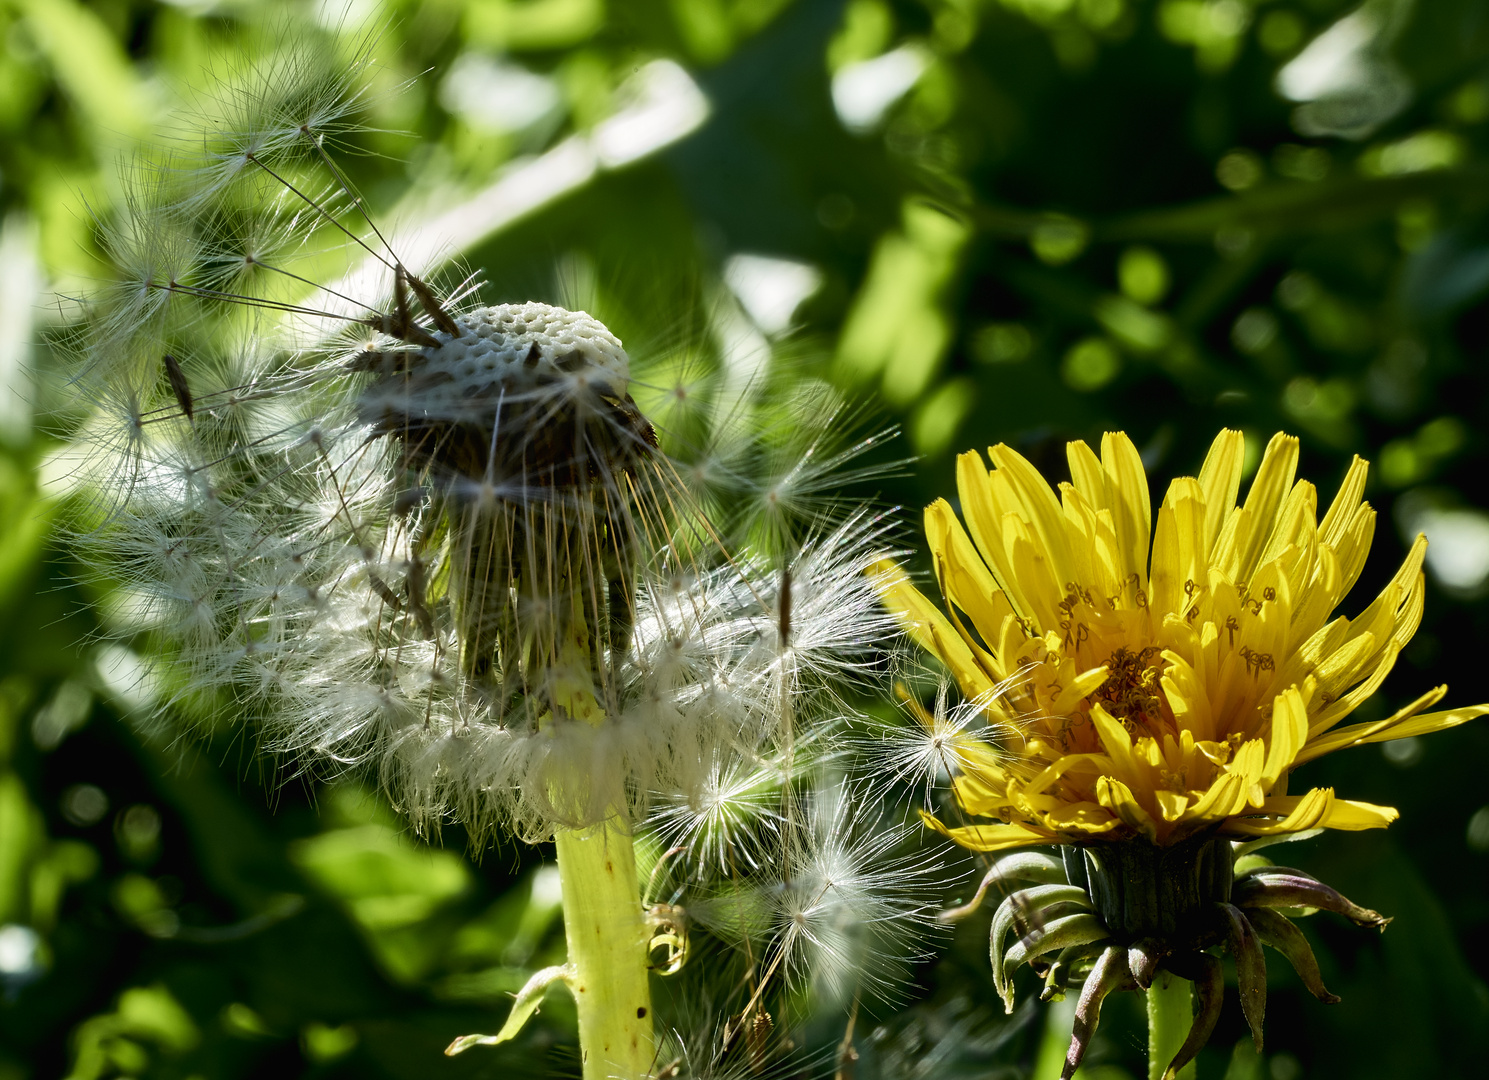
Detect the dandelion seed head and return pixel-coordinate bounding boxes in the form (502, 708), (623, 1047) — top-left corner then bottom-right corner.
(364, 302), (631, 427)
(60, 28), (909, 860)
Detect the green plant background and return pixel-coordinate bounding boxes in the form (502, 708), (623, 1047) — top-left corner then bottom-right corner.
(2, 0), (1487, 1077)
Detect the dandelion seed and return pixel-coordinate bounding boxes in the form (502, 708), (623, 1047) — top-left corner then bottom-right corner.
(871, 681), (1003, 805)
(679, 779), (942, 1011)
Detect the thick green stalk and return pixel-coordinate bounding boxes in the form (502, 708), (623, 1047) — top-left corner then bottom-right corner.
(542, 600), (655, 1078)
(1147, 972), (1195, 1080)
(554, 819), (655, 1080)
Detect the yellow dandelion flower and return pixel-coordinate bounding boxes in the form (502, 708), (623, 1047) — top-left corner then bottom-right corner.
(873, 429), (1488, 853)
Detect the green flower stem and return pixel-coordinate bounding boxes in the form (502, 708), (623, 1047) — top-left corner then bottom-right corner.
(1147, 972), (1195, 1080)
(544, 628), (655, 1079)
(554, 820), (655, 1080)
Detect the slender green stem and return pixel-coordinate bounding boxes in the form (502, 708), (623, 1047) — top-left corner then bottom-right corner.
(1147, 972), (1195, 1080)
(555, 820), (655, 1080)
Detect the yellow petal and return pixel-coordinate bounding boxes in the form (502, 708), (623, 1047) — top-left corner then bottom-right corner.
(954, 453), (1003, 569)
(988, 443), (1076, 587)
(1052, 666), (1111, 715)
(1306, 643), (1405, 737)
(1020, 753), (1108, 798)
(1001, 513), (1066, 631)
(1135, 735), (1164, 769)
(1260, 687), (1309, 793)
(1196, 428), (1245, 558)
(1057, 482), (1104, 601)
(1101, 431), (1152, 588)
(1156, 789), (1189, 821)
(1224, 787), (1334, 836)
(1316, 797), (1399, 831)
(1044, 801), (1122, 835)
(1225, 738), (1265, 785)
(1226, 786), (1399, 828)
(1296, 692), (1484, 766)
(1319, 454), (1368, 551)
(952, 769), (1016, 816)
(1292, 615), (1350, 673)
(1149, 503), (1180, 622)
(930, 552), (1008, 692)
(1229, 789), (1398, 834)
(1331, 501), (1376, 599)
(1211, 504), (1255, 585)
(919, 810), (1053, 852)
(1096, 775), (1158, 840)
(926, 498), (1017, 658)
(1329, 543), (1422, 663)
(1310, 628), (1382, 703)
(1386, 534), (1430, 635)
(1235, 433), (1299, 579)
(1089, 704), (1143, 789)
(1178, 771), (1250, 825)
(1304, 533), (1426, 735)
(1153, 479), (1209, 620)
(870, 559), (995, 702)
(1161, 651), (1216, 743)
(1066, 440), (1107, 508)
(1290, 543), (1342, 645)
(1256, 479), (1318, 580)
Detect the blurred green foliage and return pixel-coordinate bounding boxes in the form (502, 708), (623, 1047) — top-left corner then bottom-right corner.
(3, 0), (1489, 1076)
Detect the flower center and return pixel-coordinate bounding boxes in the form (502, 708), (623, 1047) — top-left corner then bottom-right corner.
(1092, 646), (1163, 733)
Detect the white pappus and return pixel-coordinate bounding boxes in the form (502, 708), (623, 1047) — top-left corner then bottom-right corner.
(57, 29), (909, 863)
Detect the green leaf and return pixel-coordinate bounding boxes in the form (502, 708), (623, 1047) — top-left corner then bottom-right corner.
(444, 964), (574, 1055)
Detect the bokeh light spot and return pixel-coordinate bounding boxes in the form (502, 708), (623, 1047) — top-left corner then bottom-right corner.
(1118, 246), (1170, 306)
(1061, 337), (1121, 392)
